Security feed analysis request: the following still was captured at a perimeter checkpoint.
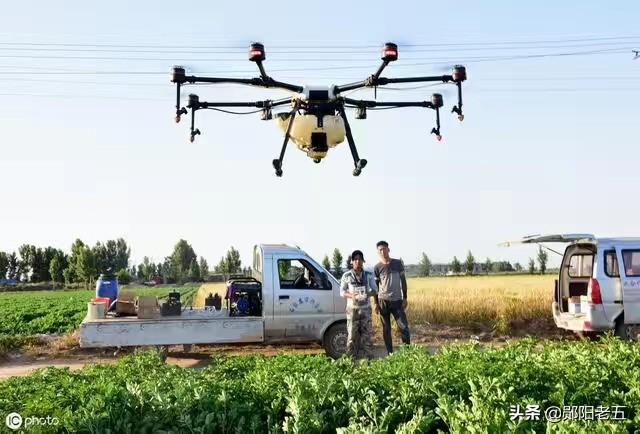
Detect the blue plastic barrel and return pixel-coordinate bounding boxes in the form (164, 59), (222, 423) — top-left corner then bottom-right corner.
(96, 273), (119, 308)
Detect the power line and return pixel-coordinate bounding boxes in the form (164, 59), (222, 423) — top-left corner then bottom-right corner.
(0, 46), (632, 63)
(0, 47), (631, 77)
(0, 35), (638, 50)
(0, 92), (165, 101)
(0, 40), (636, 55)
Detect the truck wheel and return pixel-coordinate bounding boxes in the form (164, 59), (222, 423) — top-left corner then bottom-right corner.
(323, 322), (347, 359)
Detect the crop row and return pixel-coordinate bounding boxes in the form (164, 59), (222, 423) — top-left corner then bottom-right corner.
(1, 337), (638, 433)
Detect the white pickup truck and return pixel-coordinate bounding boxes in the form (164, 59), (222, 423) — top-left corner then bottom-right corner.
(80, 244), (349, 358)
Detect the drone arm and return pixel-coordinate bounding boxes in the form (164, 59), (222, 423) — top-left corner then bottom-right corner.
(336, 104), (367, 176)
(180, 75), (303, 93)
(342, 98), (435, 109)
(184, 95), (293, 142)
(189, 96), (293, 109)
(377, 75), (453, 85)
(335, 75), (453, 94)
(342, 97), (443, 140)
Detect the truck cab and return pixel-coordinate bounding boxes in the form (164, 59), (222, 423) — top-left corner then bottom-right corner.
(253, 244), (347, 355)
(80, 244), (349, 358)
(504, 234), (640, 340)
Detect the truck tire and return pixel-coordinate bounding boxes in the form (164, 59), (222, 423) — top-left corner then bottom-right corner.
(323, 322), (347, 359)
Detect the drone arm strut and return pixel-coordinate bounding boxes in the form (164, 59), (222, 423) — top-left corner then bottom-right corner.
(272, 108), (298, 177)
(335, 75), (453, 94)
(336, 104), (367, 176)
(342, 98), (435, 109)
(177, 75), (303, 93)
(342, 97), (443, 140)
(184, 95), (293, 142)
(193, 97), (293, 109)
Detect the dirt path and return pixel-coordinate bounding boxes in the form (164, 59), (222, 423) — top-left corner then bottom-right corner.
(0, 343), (440, 379)
(0, 323), (577, 380)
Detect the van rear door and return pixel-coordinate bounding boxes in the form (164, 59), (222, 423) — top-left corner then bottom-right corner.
(616, 248), (640, 323)
(500, 234), (595, 246)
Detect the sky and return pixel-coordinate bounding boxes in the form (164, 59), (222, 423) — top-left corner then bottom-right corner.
(0, 1), (639, 269)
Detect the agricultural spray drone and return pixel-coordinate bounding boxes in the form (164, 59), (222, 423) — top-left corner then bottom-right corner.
(171, 42), (467, 176)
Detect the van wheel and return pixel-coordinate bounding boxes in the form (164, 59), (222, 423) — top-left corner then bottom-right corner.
(615, 317), (640, 341)
(323, 322), (347, 359)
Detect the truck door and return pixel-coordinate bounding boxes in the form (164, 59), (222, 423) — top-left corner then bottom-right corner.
(617, 248), (640, 324)
(272, 256), (334, 339)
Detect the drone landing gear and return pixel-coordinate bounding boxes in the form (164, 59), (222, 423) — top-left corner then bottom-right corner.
(272, 110), (297, 177)
(338, 106), (367, 176)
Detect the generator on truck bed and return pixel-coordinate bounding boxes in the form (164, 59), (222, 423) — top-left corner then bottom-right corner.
(80, 244), (348, 358)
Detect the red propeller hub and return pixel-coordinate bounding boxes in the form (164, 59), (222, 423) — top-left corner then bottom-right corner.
(381, 42), (398, 62)
(249, 42), (266, 62)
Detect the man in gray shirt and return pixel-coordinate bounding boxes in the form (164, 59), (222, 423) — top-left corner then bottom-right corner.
(373, 240), (410, 354)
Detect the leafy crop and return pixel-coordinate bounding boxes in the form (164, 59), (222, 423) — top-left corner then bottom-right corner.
(0, 287), (197, 354)
(1, 337), (639, 433)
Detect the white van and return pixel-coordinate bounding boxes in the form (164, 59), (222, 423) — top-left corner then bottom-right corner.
(504, 234), (640, 340)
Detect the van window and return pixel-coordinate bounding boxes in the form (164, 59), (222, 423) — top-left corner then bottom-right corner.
(604, 250), (620, 277)
(622, 250), (640, 277)
(568, 254), (593, 278)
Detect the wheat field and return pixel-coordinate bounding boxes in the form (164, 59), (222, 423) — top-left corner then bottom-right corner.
(197, 275), (555, 332)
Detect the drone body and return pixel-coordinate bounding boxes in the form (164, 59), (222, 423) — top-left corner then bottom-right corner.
(275, 86), (346, 162)
(171, 42), (467, 176)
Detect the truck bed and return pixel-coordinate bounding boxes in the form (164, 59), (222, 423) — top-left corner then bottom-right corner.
(79, 309), (264, 348)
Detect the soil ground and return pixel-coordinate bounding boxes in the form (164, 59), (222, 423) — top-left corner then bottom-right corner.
(0, 322), (577, 379)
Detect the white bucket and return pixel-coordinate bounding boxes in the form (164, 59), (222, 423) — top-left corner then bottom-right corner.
(87, 302), (106, 320)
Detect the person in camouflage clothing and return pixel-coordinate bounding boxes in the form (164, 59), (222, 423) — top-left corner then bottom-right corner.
(340, 249), (378, 360)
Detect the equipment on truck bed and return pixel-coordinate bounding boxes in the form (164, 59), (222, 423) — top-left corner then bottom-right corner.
(116, 291), (137, 316)
(96, 271), (119, 311)
(161, 291), (182, 316)
(137, 296), (160, 319)
(225, 276), (262, 317)
(170, 42), (467, 177)
(205, 293), (222, 310)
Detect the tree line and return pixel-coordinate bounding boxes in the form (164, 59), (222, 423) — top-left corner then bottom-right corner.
(0, 239), (247, 287)
(313, 246), (551, 279)
(417, 246), (549, 276)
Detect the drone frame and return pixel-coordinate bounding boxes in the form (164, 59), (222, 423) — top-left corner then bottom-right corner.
(171, 42), (467, 176)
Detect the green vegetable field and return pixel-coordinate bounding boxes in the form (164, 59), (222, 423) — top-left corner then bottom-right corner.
(1, 338), (638, 433)
(0, 286), (198, 356)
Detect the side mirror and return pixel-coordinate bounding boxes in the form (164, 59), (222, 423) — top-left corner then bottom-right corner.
(321, 272), (332, 290)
